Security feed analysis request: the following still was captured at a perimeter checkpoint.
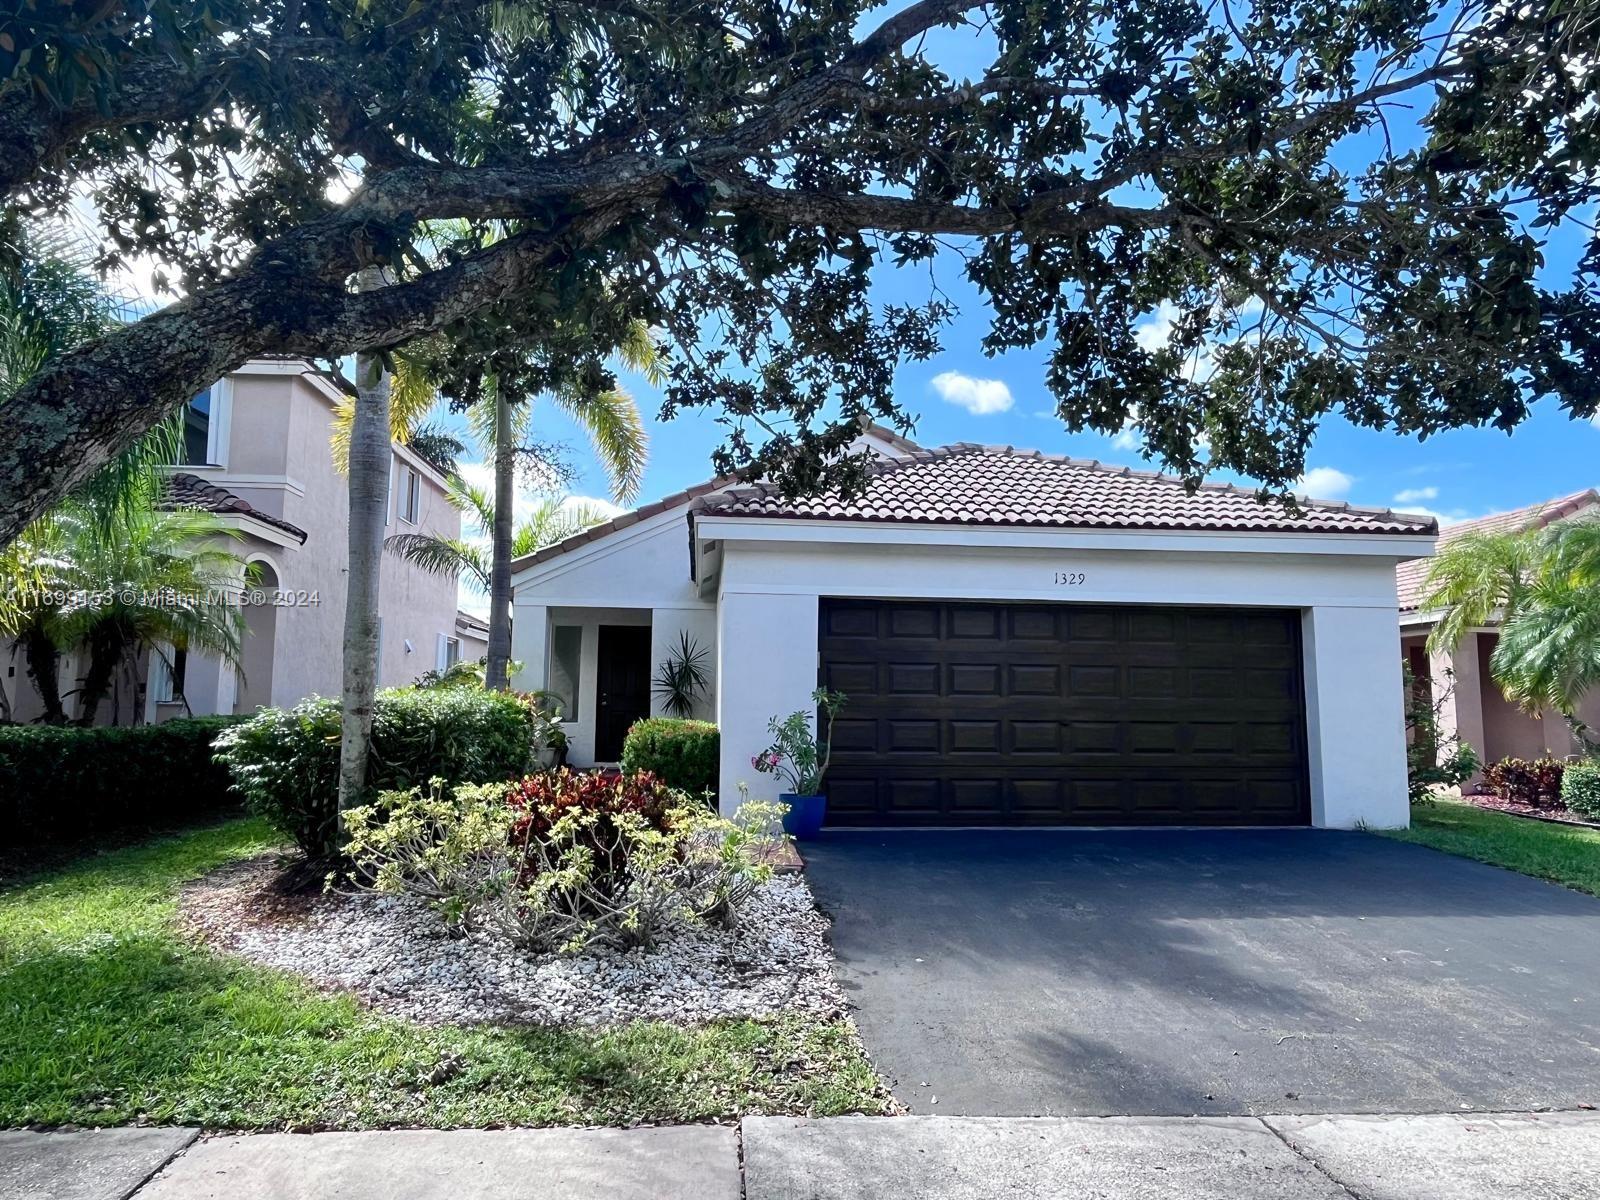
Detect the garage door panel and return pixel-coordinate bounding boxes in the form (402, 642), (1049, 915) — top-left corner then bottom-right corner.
(824, 661), (877, 694)
(1010, 721), (1063, 753)
(885, 778), (941, 813)
(818, 599), (1310, 827)
(950, 720), (1002, 752)
(950, 607), (1002, 639)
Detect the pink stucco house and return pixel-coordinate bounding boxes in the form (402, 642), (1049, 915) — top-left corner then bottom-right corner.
(1398, 489), (1600, 770)
(1, 357), (475, 724)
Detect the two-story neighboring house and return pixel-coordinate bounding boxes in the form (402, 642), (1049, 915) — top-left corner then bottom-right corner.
(2, 357), (472, 724)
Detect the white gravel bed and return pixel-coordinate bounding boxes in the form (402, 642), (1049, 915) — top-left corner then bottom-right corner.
(186, 863), (848, 1028)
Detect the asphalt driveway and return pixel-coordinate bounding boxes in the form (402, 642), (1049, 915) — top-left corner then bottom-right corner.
(803, 829), (1600, 1116)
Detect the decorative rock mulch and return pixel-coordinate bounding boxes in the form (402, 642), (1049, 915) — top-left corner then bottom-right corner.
(1462, 793), (1600, 830)
(180, 857), (848, 1028)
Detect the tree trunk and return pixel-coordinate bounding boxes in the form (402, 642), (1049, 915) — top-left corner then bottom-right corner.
(20, 625), (65, 723)
(485, 386), (515, 691)
(75, 622), (125, 726)
(337, 268), (393, 821)
(1562, 710), (1600, 754)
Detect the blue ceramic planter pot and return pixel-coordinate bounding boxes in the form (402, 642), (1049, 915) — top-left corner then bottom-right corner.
(780, 793), (827, 840)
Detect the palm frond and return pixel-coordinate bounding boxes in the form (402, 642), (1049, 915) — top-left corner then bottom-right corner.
(406, 422), (466, 476)
(330, 350), (442, 471)
(1491, 581), (1600, 717)
(384, 531), (490, 589)
(618, 318), (664, 387)
(511, 497), (611, 557)
(388, 350), (441, 441)
(551, 386), (647, 505)
(444, 472), (498, 534)
(1422, 528), (1541, 656)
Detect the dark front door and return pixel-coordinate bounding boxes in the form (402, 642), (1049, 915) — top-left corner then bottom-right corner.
(595, 624), (652, 762)
(818, 599), (1310, 827)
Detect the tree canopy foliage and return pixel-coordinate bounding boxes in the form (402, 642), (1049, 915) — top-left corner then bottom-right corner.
(0, 0), (1596, 544)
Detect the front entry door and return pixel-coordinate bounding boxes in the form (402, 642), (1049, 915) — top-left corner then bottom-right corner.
(595, 624), (652, 762)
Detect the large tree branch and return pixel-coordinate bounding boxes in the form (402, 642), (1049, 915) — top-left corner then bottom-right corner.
(0, 56), (224, 198)
(0, 201), (630, 545)
(716, 174), (1183, 235)
(0, 29), (438, 202)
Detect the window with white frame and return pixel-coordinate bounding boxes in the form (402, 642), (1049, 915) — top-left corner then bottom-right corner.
(436, 633), (462, 672)
(179, 379), (232, 468)
(397, 463), (421, 524)
(151, 646), (188, 703)
(549, 625), (582, 719)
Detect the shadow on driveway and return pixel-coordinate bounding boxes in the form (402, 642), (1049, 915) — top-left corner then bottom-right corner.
(803, 829), (1600, 1116)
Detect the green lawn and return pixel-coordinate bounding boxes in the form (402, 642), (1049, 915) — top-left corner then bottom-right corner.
(1383, 799), (1600, 898)
(0, 820), (887, 1130)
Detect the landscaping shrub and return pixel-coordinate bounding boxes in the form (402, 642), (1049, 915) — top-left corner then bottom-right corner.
(620, 718), (719, 797)
(1560, 761), (1600, 819)
(1403, 665), (1479, 805)
(0, 716), (244, 844)
(1481, 757), (1566, 808)
(344, 775), (784, 952)
(215, 687), (549, 860)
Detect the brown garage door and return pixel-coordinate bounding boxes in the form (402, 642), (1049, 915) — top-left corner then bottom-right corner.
(818, 599), (1310, 827)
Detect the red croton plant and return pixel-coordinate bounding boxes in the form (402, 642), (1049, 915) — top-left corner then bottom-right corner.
(503, 768), (680, 888)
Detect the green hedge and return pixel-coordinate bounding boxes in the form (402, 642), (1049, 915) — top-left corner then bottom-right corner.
(1561, 761), (1600, 819)
(620, 718), (719, 798)
(215, 687), (543, 859)
(0, 716), (246, 845)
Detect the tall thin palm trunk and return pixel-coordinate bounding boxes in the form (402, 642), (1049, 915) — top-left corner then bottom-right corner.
(485, 385), (514, 691)
(338, 269), (393, 818)
(21, 625), (64, 722)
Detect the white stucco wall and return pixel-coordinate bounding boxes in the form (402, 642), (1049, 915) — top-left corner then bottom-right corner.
(706, 523), (1423, 829)
(511, 506), (717, 761)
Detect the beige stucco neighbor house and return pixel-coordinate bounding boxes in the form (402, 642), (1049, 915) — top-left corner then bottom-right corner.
(510, 425), (1435, 830)
(1398, 489), (1600, 770)
(1, 357), (466, 725)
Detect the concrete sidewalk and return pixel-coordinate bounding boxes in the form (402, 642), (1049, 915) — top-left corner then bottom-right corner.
(5, 1111), (1598, 1199)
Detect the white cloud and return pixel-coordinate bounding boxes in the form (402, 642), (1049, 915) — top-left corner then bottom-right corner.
(1394, 486), (1439, 504)
(931, 371), (1013, 415)
(1292, 466), (1355, 500)
(1132, 298), (1264, 384)
(1111, 424), (1141, 451)
(1134, 302), (1180, 354)
(1395, 506), (1478, 528)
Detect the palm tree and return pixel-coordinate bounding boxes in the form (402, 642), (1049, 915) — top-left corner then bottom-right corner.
(1423, 520), (1600, 750)
(360, 339), (653, 690)
(387, 474), (613, 591)
(336, 267), (399, 814)
(0, 221), (240, 725)
(472, 376), (647, 689)
(44, 499), (251, 724)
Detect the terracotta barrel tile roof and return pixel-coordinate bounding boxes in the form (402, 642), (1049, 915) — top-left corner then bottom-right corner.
(1396, 488), (1600, 611)
(698, 444), (1438, 537)
(163, 472), (309, 543)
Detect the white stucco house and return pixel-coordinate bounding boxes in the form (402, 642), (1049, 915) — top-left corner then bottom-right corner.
(510, 426), (1436, 829)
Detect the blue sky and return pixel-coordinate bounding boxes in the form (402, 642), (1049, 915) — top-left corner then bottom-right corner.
(531, 317), (1598, 532)
(514, 10), (1597, 532)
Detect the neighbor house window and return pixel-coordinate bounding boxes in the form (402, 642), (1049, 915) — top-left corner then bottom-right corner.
(179, 380), (231, 467)
(550, 625), (582, 718)
(436, 634), (462, 672)
(152, 647), (187, 703)
(397, 464), (421, 524)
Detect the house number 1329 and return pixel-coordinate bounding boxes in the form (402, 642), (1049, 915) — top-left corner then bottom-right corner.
(1054, 571), (1086, 586)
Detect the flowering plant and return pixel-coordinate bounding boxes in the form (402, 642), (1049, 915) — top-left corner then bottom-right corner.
(750, 688), (846, 794)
